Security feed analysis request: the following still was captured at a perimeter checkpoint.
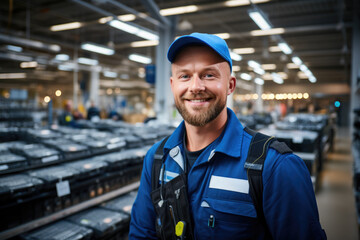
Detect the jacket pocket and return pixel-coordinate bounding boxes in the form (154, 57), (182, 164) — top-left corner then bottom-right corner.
(195, 198), (258, 240)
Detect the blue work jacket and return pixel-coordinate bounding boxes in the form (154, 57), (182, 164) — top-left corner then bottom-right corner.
(129, 108), (326, 240)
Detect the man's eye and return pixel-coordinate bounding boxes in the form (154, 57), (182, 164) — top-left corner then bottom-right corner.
(204, 74), (214, 78)
(180, 75), (189, 79)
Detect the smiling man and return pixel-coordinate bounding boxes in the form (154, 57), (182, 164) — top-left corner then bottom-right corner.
(129, 33), (326, 240)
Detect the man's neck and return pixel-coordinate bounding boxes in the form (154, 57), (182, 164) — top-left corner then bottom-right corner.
(185, 108), (228, 151)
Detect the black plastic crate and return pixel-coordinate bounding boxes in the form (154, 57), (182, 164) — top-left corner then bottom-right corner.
(67, 207), (130, 239)
(21, 220), (93, 240)
(27, 165), (80, 184)
(24, 128), (62, 142)
(0, 151), (28, 172)
(11, 143), (62, 166)
(0, 174), (44, 201)
(43, 139), (90, 161)
(63, 158), (108, 180)
(101, 191), (138, 215)
(123, 135), (142, 149)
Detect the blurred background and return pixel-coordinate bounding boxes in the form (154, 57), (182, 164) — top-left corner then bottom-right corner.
(0, 0), (359, 239)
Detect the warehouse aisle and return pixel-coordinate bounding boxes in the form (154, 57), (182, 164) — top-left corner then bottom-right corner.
(316, 128), (358, 240)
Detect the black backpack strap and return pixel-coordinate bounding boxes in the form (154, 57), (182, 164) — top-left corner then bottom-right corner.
(269, 140), (292, 154)
(244, 127), (274, 238)
(151, 136), (170, 190)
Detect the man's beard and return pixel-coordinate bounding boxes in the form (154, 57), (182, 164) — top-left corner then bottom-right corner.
(174, 93), (226, 127)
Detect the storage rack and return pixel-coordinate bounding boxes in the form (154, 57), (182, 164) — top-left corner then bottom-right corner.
(0, 121), (174, 239)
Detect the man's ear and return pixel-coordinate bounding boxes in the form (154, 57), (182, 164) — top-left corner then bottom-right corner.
(227, 76), (236, 95)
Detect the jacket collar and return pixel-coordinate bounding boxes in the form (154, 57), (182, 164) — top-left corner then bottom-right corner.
(164, 108), (244, 159)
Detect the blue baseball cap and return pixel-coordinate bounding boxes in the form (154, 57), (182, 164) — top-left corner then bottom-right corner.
(167, 32), (232, 72)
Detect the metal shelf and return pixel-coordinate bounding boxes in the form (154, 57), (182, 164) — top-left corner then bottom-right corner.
(0, 181), (140, 240)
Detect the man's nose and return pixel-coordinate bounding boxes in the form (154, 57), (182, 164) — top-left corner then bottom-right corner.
(189, 75), (205, 93)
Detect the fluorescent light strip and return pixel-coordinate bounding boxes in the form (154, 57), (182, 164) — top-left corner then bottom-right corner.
(277, 72), (288, 79)
(6, 45), (23, 52)
(55, 54), (70, 61)
(240, 73), (252, 81)
(309, 76), (317, 83)
(129, 54), (152, 64)
(81, 43), (115, 56)
(230, 51), (242, 61)
(271, 72), (284, 84)
(232, 66), (241, 72)
(109, 20), (158, 41)
(261, 64), (276, 70)
(130, 40), (159, 48)
(291, 56), (302, 66)
(278, 42), (292, 54)
(50, 22), (82, 31)
(233, 48), (255, 54)
(254, 78), (264, 85)
(251, 28), (284, 36)
(287, 63), (299, 69)
(78, 57), (98, 65)
(299, 64), (308, 72)
(269, 46), (281, 52)
(253, 67), (265, 75)
(20, 61), (38, 68)
(0, 73), (26, 79)
(248, 60), (261, 69)
(160, 5), (198, 16)
(214, 33), (230, 40)
(104, 71), (118, 78)
(248, 11), (271, 30)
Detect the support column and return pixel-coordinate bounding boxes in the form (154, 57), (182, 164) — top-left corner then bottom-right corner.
(73, 49), (79, 109)
(89, 67), (100, 106)
(154, 17), (176, 123)
(255, 83), (264, 113)
(350, 1), (360, 140)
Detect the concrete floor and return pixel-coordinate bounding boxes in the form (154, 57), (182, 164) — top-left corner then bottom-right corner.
(316, 128), (359, 240)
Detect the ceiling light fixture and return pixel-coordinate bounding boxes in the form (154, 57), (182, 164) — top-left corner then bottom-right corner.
(248, 60), (261, 69)
(232, 66), (241, 72)
(250, 28), (285, 36)
(129, 54), (152, 64)
(214, 33), (230, 39)
(230, 51), (242, 61)
(55, 54), (70, 61)
(254, 78), (265, 85)
(291, 56), (302, 66)
(269, 46), (281, 52)
(130, 40), (159, 48)
(271, 72), (284, 84)
(104, 71), (118, 78)
(309, 76), (317, 83)
(6, 45), (23, 52)
(160, 5), (198, 16)
(20, 61), (38, 68)
(248, 10), (271, 30)
(109, 20), (158, 41)
(0, 73), (26, 79)
(50, 22), (82, 31)
(77, 57), (98, 65)
(233, 48), (255, 54)
(278, 42), (292, 54)
(81, 42), (115, 55)
(287, 63), (299, 69)
(240, 73), (252, 81)
(261, 64), (276, 70)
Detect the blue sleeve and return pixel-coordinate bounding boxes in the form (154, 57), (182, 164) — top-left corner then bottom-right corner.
(263, 152), (327, 239)
(129, 142), (161, 240)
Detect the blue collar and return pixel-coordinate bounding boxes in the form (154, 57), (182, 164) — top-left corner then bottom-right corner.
(164, 108), (244, 159)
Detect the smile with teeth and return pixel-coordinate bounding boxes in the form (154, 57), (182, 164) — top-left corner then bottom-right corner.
(190, 99), (208, 102)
